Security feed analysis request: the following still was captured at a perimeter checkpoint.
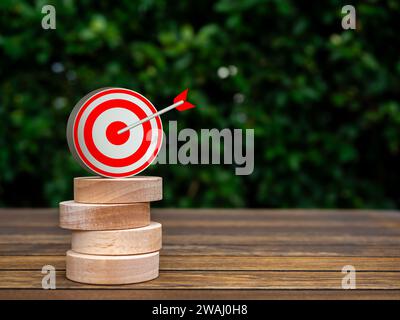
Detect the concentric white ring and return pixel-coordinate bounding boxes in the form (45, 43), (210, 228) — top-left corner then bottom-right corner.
(91, 107), (142, 159)
(67, 88), (163, 178)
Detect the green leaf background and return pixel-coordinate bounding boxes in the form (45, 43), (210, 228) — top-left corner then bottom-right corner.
(1, 0), (400, 208)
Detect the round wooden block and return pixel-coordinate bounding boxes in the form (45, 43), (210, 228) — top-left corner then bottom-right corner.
(59, 201), (150, 230)
(71, 222), (162, 255)
(66, 250), (159, 285)
(74, 176), (162, 203)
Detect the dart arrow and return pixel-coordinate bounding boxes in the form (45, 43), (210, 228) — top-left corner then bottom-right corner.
(118, 89), (195, 134)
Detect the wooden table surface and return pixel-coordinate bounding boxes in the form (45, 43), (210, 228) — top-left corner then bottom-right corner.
(0, 209), (399, 299)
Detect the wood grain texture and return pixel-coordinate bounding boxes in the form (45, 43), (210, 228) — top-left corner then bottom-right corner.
(71, 222), (162, 255)
(1, 255), (400, 271)
(1, 289), (399, 300)
(74, 176), (162, 203)
(2, 270), (400, 289)
(59, 201), (150, 230)
(66, 250), (159, 285)
(2, 209), (399, 257)
(0, 209), (399, 299)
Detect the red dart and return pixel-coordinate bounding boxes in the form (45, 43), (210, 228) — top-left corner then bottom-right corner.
(118, 89), (195, 134)
(174, 89), (195, 111)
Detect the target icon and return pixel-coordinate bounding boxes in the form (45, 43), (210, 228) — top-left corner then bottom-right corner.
(67, 88), (163, 178)
(67, 87), (194, 178)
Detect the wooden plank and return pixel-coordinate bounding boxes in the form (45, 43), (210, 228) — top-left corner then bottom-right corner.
(0, 289), (399, 300)
(1, 210), (399, 235)
(1, 216), (399, 242)
(1, 270), (399, 289)
(3, 225), (400, 237)
(2, 210), (400, 233)
(1, 243), (400, 257)
(1, 208), (399, 220)
(2, 234), (399, 247)
(3, 210), (399, 227)
(152, 209), (400, 221)
(160, 244), (400, 256)
(2, 218), (400, 229)
(161, 235), (400, 245)
(1, 256), (400, 271)
(0, 244), (70, 256)
(0, 209), (399, 299)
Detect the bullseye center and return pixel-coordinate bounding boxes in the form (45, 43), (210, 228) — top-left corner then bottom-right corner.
(106, 121), (130, 145)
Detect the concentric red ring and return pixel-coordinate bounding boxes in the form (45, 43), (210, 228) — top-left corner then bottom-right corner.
(84, 99), (151, 167)
(106, 121), (130, 145)
(72, 88), (163, 177)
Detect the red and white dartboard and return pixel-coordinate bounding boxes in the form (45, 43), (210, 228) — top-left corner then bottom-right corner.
(67, 88), (163, 178)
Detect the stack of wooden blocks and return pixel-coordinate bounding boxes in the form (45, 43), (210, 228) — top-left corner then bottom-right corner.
(59, 176), (163, 285)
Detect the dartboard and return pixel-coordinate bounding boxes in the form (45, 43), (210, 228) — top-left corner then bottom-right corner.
(67, 88), (163, 178)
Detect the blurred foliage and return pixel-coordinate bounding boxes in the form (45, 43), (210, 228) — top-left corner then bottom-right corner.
(1, 0), (400, 208)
